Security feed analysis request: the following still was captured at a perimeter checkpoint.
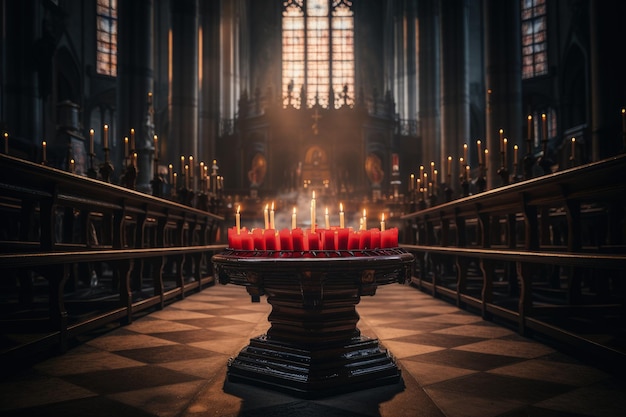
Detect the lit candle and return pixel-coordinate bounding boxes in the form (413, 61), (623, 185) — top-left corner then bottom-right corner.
(292, 206), (297, 230)
(89, 129), (94, 154)
(463, 144), (468, 162)
(465, 164), (470, 180)
(180, 155), (185, 173)
(419, 165), (424, 183)
(409, 173), (414, 191)
(173, 172), (177, 189)
(3, 132), (8, 153)
(484, 149), (489, 170)
(571, 137), (576, 159)
(270, 201), (275, 229)
(264, 204), (269, 230)
(70, 158), (75, 173)
(622, 108), (626, 136)
(430, 161), (435, 178)
(325, 207), (330, 229)
(236, 205), (241, 235)
(513, 145), (518, 165)
(184, 164), (189, 188)
(499, 129), (504, 151)
(103, 124), (109, 148)
(130, 128), (135, 151)
(189, 156), (194, 178)
(153, 135), (158, 159)
(541, 113), (547, 141)
(447, 156), (452, 179)
(339, 203), (345, 228)
(477, 140), (482, 164)
(42, 141), (47, 161)
(124, 137), (129, 158)
(433, 169), (438, 189)
(527, 115), (532, 142)
(133, 152), (138, 168)
(168, 164), (173, 184)
(362, 209), (367, 230)
(311, 191), (316, 232)
(503, 138), (508, 167)
(380, 213), (385, 232)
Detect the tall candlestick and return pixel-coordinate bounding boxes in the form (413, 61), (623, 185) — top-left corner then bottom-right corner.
(173, 172), (177, 189)
(153, 135), (158, 159)
(419, 165), (424, 182)
(180, 155), (185, 174)
(311, 191), (316, 232)
(541, 113), (547, 141)
(430, 161), (435, 178)
(527, 115), (532, 142)
(503, 138), (508, 168)
(325, 207), (330, 229)
(70, 158), (75, 173)
(168, 164), (173, 184)
(3, 132), (8, 154)
(103, 124), (109, 148)
(484, 149), (489, 170)
(130, 128), (135, 151)
(184, 164), (189, 188)
(465, 164), (470, 180)
(513, 144), (518, 166)
(621, 108), (625, 136)
(477, 140), (482, 164)
(292, 207), (297, 229)
(236, 205), (241, 235)
(433, 169), (438, 190)
(499, 129), (504, 152)
(264, 204), (269, 230)
(270, 202), (275, 229)
(380, 213), (385, 232)
(339, 203), (345, 228)
(89, 129), (94, 154)
(42, 141), (47, 161)
(571, 137), (576, 159)
(189, 156), (194, 178)
(133, 152), (138, 168)
(447, 156), (452, 180)
(463, 143), (468, 162)
(124, 137), (129, 158)
(409, 173), (414, 191)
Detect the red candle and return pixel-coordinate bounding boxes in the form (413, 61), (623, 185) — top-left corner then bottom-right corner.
(348, 231), (360, 250)
(323, 229), (336, 250)
(307, 230), (320, 250)
(265, 229), (278, 250)
(337, 228), (349, 250)
(252, 228), (266, 250)
(381, 228), (399, 248)
(279, 228), (293, 250)
(359, 230), (371, 249)
(228, 227), (242, 249)
(241, 233), (254, 250)
(292, 228), (305, 251)
(370, 229), (381, 249)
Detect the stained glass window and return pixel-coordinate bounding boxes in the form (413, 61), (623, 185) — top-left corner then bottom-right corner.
(282, 0), (354, 109)
(521, 0), (547, 79)
(96, 0), (117, 77)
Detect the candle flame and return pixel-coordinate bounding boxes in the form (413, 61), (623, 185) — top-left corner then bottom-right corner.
(237, 205), (240, 214)
(325, 207), (329, 215)
(381, 213), (385, 221)
(293, 206), (296, 214)
(339, 202), (343, 212)
(265, 204), (268, 211)
(312, 190), (315, 199)
(271, 201), (274, 210)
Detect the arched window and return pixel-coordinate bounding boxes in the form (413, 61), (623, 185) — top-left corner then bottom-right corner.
(521, 0), (547, 79)
(282, 0), (354, 109)
(96, 0), (117, 77)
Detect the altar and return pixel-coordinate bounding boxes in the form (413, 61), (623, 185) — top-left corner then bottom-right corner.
(212, 247), (414, 398)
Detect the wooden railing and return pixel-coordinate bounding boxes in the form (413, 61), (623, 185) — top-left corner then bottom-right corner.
(0, 154), (226, 369)
(400, 154), (626, 370)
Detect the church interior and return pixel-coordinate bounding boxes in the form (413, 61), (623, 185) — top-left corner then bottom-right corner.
(1, 0), (625, 416)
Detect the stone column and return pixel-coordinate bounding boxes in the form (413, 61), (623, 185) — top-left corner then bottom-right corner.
(483, 0), (522, 189)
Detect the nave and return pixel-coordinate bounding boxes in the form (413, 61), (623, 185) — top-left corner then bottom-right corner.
(1, 283), (624, 417)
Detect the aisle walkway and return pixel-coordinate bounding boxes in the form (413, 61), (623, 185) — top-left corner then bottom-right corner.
(1, 283), (624, 417)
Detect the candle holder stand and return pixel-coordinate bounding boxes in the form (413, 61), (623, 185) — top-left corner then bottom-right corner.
(497, 166), (509, 186)
(99, 149), (114, 183)
(196, 191), (209, 211)
(459, 174), (470, 197)
(212, 248), (414, 399)
(476, 165), (486, 192)
(428, 192), (438, 208)
(151, 173), (164, 198)
(538, 139), (553, 175)
(122, 160), (137, 190)
(87, 152), (98, 179)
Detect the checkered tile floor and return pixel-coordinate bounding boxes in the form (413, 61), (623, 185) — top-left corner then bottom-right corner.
(1, 282), (624, 417)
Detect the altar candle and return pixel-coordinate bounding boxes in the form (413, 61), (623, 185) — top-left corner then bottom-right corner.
(252, 228), (265, 250)
(499, 129), (504, 151)
(484, 149), (489, 170)
(447, 156), (452, 179)
(264, 204), (269, 230)
(380, 213), (385, 232)
(189, 156), (194, 178)
(370, 229), (380, 249)
(463, 144), (468, 162)
(292, 228), (305, 251)
(180, 155), (185, 173)
(465, 164), (470, 180)
(323, 229), (335, 250)
(622, 108), (626, 136)
(130, 128), (135, 151)
(311, 191), (316, 232)
(124, 137), (129, 157)
(362, 209), (367, 230)
(307, 230), (320, 250)
(571, 137), (576, 159)
(270, 202), (275, 230)
(430, 161), (435, 178)
(133, 152), (138, 168)
(265, 229), (278, 250)
(527, 115), (532, 141)
(433, 169), (438, 189)
(503, 138), (508, 167)
(339, 202), (345, 228)
(89, 129), (94, 154)
(359, 229), (371, 249)
(103, 124), (109, 148)
(173, 172), (177, 189)
(348, 230), (360, 250)
(153, 135), (158, 159)
(69, 158), (75, 173)
(3, 132), (7, 153)
(241, 233), (254, 250)
(337, 228), (349, 250)
(541, 113), (547, 140)
(292, 207), (297, 229)
(325, 207), (330, 229)
(184, 164), (189, 188)
(513, 144), (518, 165)
(419, 165), (424, 182)
(280, 228), (293, 250)
(236, 205), (241, 235)
(477, 140), (482, 164)
(409, 174), (414, 191)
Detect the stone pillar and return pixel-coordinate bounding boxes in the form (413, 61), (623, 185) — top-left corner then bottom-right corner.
(418, 0), (441, 185)
(169, 0), (199, 176)
(199, 1), (221, 165)
(483, 0), (521, 189)
(440, 0), (470, 192)
(116, 0), (154, 191)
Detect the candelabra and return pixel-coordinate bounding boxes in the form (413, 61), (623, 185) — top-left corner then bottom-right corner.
(122, 154), (137, 190)
(99, 146), (114, 183)
(459, 168), (470, 197)
(87, 150), (98, 179)
(151, 158), (164, 198)
(476, 163), (487, 193)
(444, 173), (454, 202)
(538, 138), (553, 175)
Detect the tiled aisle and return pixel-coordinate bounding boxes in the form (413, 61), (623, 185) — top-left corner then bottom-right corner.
(1, 282), (625, 417)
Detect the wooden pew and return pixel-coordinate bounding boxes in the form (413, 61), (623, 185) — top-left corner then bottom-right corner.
(0, 154), (226, 368)
(400, 154), (626, 369)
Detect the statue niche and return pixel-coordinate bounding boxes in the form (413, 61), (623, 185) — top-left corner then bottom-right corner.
(301, 145), (331, 189)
